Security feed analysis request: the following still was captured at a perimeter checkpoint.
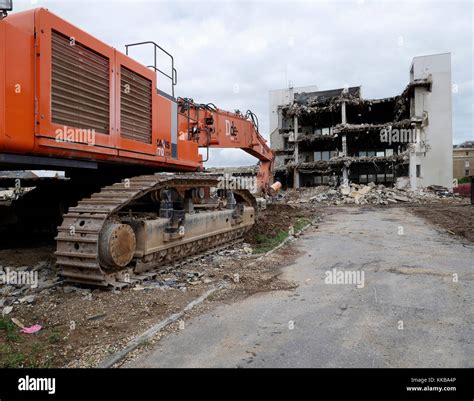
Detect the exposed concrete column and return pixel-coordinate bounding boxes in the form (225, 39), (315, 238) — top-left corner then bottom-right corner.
(409, 150), (417, 190)
(341, 100), (347, 126)
(293, 115), (300, 188)
(341, 101), (349, 187)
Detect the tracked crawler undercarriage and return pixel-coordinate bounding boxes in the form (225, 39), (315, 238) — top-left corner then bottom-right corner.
(55, 173), (257, 288)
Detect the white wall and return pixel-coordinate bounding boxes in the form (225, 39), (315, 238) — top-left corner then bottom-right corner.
(411, 53), (453, 189)
(269, 85), (318, 168)
(269, 85), (319, 134)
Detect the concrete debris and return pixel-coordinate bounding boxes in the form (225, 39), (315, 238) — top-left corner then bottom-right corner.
(256, 197), (267, 210)
(2, 305), (13, 315)
(332, 119), (421, 135)
(0, 187), (35, 204)
(340, 187), (350, 196)
(284, 91), (362, 117)
(63, 286), (76, 294)
(427, 185), (450, 195)
(87, 313), (107, 321)
(283, 80), (428, 120)
(392, 195), (409, 202)
(19, 295), (35, 304)
(286, 151), (411, 172)
(11, 317), (25, 328)
(0, 285), (12, 296)
(283, 183), (464, 206)
(395, 177), (410, 190)
(0, 189), (15, 201)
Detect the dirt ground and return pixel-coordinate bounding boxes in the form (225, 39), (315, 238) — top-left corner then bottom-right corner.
(245, 203), (320, 247)
(2, 200), (470, 368)
(410, 205), (474, 242)
(0, 203), (314, 368)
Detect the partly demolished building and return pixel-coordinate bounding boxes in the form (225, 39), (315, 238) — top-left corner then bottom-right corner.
(269, 53), (453, 190)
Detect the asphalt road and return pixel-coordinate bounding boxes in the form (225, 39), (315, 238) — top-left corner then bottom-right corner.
(125, 207), (474, 368)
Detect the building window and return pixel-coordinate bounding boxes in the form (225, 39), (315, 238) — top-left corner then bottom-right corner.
(466, 151), (469, 156)
(416, 165), (421, 178)
(283, 137), (289, 150)
(465, 169), (470, 176)
(465, 160), (470, 168)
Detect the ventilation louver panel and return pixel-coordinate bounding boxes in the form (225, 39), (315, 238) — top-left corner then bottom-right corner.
(120, 66), (152, 144)
(51, 30), (110, 135)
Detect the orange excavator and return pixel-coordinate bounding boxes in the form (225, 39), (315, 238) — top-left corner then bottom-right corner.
(0, 5), (277, 287)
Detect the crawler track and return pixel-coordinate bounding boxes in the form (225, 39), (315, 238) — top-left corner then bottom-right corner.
(55, 173), (256, 288)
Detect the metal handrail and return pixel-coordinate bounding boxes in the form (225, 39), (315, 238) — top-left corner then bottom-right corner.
(125, 41), (177, 97)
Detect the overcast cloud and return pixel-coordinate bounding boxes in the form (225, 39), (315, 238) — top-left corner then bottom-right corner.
(13, 0), (473, 167)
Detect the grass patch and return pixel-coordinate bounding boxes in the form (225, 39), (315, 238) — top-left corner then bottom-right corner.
(254, 231), (289, 254)
(0, 318), (57, 367)
(0, 339), (53, 368)
(48, 331), (62, 344)
(254, 218), (312, 254)
(294, 218), (311, 232)
(0, 318), (20, 342)
(0, 344), (26, 368)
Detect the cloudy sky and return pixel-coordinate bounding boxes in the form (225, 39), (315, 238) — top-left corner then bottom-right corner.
(13, 0), (473, 167)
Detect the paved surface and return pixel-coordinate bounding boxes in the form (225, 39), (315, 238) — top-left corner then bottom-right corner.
(125, 207), (474, 368)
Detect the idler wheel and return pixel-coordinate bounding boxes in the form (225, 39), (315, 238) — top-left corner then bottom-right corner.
(99, 223), (136, 269)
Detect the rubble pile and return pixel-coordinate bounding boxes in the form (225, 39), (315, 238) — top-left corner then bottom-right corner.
(0, 243), (256, 316)
(125, 244), (255, 292)
(0, 189), (16, 205)
(282, 183), (464, 206)
(0, 187), (34, 205)
(0, 261), (59, 316)
(283, 91), (361, 116)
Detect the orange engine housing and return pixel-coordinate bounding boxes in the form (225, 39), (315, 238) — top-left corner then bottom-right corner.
(0, 8), (201, 172)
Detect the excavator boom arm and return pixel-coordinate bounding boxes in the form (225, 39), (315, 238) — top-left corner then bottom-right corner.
(177, 99), (274, 193)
